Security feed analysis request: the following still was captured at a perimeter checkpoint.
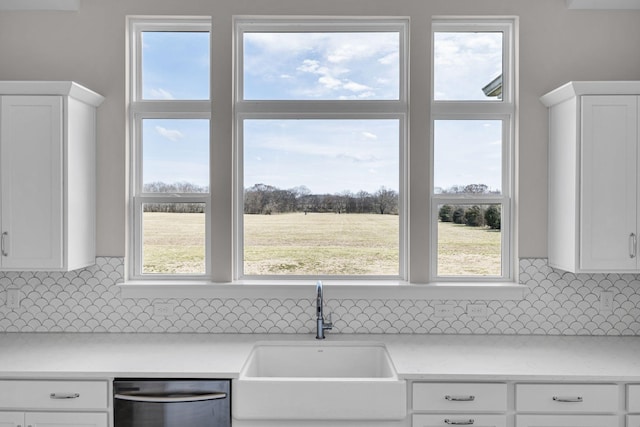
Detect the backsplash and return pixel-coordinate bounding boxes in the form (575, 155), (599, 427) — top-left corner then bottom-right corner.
(0, 257), (639, 335)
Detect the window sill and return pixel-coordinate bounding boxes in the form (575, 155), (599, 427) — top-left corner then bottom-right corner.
(118, 279), (526, 301)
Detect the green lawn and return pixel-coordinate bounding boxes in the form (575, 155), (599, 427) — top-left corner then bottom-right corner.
(142, 212), (501, 276)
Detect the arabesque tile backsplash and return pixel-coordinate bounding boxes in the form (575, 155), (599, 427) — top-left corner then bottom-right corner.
(0, 257), (639, 334)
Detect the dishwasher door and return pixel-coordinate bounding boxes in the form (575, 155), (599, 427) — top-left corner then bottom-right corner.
(114, 379), (230, 427)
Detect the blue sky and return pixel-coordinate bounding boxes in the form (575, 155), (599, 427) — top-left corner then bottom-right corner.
(141, 29), (503, 195)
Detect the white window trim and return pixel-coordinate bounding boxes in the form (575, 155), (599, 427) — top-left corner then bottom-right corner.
(233, 17), (410, 281)
(121, 15), (526, 301)
(430, 17), (518, 282)
(126, 16), (212, 281)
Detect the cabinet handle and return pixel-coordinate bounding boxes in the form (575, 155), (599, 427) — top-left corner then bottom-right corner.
(631, 233), (637, 259)
(552, 396), (583, 403)
(50, 392), (80, 399)
(444, 419), (474, 425)
(445, 395), (475, 402)
(1, 232), (7, 256)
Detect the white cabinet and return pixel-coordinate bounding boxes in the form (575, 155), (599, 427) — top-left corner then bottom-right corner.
(515, 383), (619, 427)
(411, 383), (508, 427)
(0, 412), (107, 427)
(0, 413), (22, 427)
(0, 380), (109, 427)
(516, 415), (618, 427)
(411, 381), (625, 427)
(628, 385), (640, 426)
(541, 81), (640, 273)
(413, 414), (506, 427)
(0, 82), (104, 271)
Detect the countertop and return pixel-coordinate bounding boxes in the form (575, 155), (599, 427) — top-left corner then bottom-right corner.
(1, 333), (640, 381)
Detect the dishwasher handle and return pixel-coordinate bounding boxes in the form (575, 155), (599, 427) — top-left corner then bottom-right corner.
(115, 392), (227, 403)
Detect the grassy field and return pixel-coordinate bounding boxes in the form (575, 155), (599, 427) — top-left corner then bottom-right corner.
(142, 212), (501, 276)
(244, 212), (399, 275)
(437, 221), (501, 276)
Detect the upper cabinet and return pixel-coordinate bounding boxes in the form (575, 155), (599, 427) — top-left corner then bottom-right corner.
(541, 81), (640, 273)
(0, 81), (104, 271)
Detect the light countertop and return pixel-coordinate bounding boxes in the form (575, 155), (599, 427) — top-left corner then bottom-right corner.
(1, 333), (640, 381)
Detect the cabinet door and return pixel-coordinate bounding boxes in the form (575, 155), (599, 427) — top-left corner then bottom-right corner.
(0, 412), (23, 427)
(25, 412), (107, 427)
(580, 95), (638, 271)
(0, 96), (63, 270)
(516, 415), (618, 427)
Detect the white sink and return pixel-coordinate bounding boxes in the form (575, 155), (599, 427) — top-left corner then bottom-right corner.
(232, 341), (407, 421)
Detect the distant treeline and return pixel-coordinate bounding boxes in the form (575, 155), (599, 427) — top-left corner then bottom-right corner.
(140, 181), (399, 215)
(244, 184), (398, 215)
(142, 182), (497, 221)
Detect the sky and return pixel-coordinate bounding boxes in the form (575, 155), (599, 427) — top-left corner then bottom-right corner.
(140, 29), (503, 195)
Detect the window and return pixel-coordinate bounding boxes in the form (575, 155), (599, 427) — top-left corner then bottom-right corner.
(431, 19), (516, 281)
(125, 15), (520, 295)
(127, 17), (212, 280)
(235, 18), (408, 279)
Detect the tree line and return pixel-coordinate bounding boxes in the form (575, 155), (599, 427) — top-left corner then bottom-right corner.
(141, 182), (499, 229)
(436, 184), (501, 230)
(244, 183), (398, 215)
(439, 204), (501, 230)
(141, 182), (399, 215)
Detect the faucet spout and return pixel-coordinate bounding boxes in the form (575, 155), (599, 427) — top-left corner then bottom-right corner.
(315, 280), (332, 339)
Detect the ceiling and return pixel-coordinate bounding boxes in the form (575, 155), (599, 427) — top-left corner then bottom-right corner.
(566, 0), (640, 8)
(0, 0), (79, 10)
(0, 0), (639, 13)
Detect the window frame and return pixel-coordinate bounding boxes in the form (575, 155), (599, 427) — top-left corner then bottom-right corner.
(430, 18), (517, 282)
(126, 16), (213, 281)
(122, 15), (524, 300)
(233, 17), (410, 281)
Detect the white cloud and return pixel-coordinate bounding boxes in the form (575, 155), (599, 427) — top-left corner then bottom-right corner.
(378, 52), (399, 65)
(245, 31), (399, 100)
(343, 81), (372, 93)
(155, 126), (184, 142)
(148, 88), (175, 100)
(318, 75), (342, 89)
(362, 132), (378, 140)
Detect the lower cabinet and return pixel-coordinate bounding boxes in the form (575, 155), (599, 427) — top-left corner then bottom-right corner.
(0, 412), (107, 427)
(0, 380), (110, 427)
(411, 382), (624, 427)
(413, 414), (506, 427)
(516, 415), (618, 427)
(515, 384), (619, 427)
(411, 383), (507, 427)
(629, 415), (640, 427)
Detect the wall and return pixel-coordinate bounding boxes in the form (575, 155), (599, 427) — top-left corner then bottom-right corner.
(1, 0), (640, 258)
(0, 257), (639, 334)
(1, 1), (640, 334)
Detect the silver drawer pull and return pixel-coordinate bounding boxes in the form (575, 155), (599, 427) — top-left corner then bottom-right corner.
(445, 395), (475, 402)
(50, 392), (80, 399)
(445, 419), (474, 425)
(553, 396), (583, 403)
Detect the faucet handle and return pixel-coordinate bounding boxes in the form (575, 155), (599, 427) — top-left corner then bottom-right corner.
(324, 313), (333, 330)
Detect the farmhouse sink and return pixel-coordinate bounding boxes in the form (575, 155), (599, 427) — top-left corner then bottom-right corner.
(232, 341), (407, 421)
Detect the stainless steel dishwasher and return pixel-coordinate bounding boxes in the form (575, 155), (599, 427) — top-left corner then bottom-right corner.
(114, 379), (230, 427)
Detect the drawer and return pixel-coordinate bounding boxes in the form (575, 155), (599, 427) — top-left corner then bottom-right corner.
(515, 384), (618, 413)
(516, 415), (618, 427)
(413, 414), (506, 427)
(628, 415), (640, 427)
(0, 380), (109, 409)
(413, 383), (507, 412)
(628, 385), (640, 412)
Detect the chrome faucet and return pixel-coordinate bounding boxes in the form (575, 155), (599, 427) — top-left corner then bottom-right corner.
(315, 280), (333, 339)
